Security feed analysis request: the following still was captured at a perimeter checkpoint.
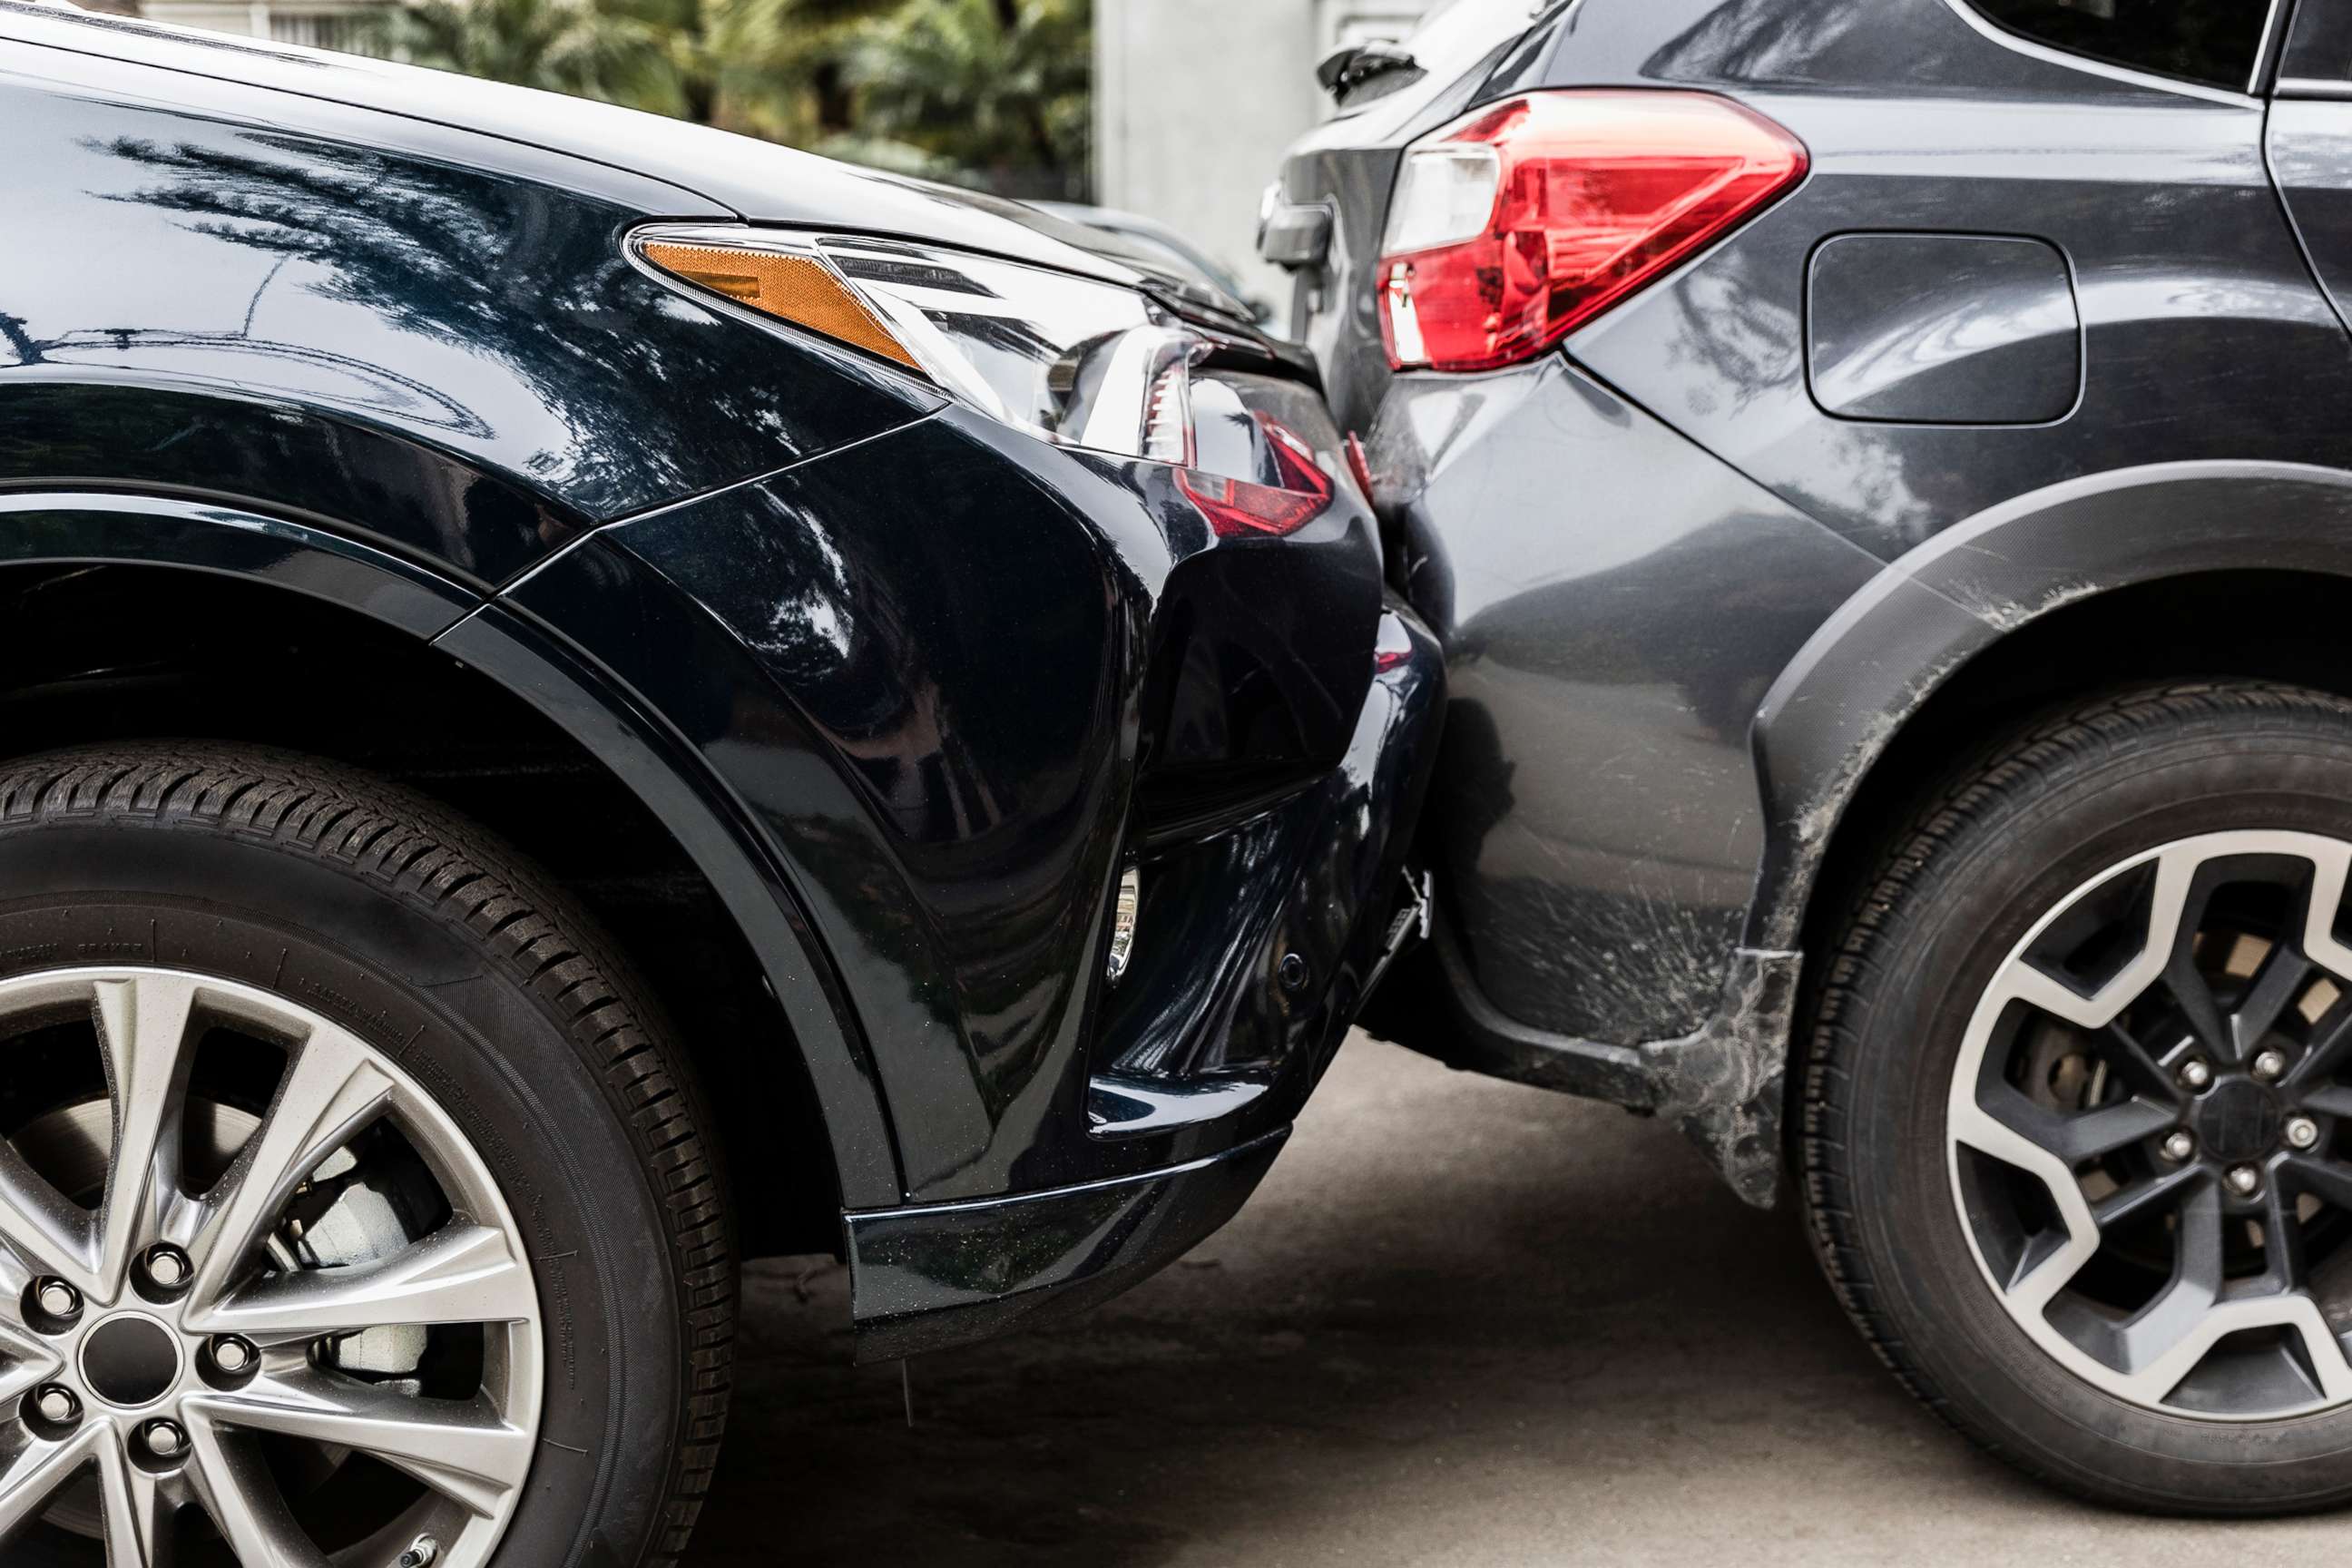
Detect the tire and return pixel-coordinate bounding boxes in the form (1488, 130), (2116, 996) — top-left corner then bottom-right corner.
(0, 743), (730, 1567)
(1804, 681), (2352, 1513)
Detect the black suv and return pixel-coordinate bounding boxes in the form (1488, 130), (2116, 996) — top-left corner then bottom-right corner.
(1270, 0), (2352, 1514)
(0, 6), (1441, 1563)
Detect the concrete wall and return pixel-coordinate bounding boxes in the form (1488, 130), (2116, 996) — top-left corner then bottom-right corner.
(1095, 0), (1430, 318)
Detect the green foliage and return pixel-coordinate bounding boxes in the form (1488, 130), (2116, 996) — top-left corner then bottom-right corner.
(384, 0), (1090, 194)
(378, 0), (668, 103)
(827, 0), (1090, 191)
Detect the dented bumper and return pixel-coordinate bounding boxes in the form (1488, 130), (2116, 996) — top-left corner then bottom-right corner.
(848, 593), (1446, 1357)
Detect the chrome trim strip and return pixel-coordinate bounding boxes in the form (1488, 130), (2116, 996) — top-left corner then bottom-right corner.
(2278, 76), (2352, 101)
(2251, 0), (2289, 93)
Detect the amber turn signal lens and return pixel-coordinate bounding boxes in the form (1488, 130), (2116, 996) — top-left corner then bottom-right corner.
(640, 240), (922, 372)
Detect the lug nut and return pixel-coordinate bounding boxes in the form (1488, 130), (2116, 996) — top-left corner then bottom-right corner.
(141, 1420), (185, 1460)
(2288, 1115), (2322, 1151)
(2179, 1057), (2215, 1092)
(2227, 1163), (2263, 1197)
(31, 1385), (78, 1426)
(142, 1246), (190, 1292)
(2254, 1048), (2289, 1083)
(211, 1336), (255, 1376)
(2161, 1129), (2197, 1161)
(34, 1279), (80, 1321)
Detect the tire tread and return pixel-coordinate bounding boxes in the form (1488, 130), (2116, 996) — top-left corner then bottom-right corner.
(0, 742), (733, 1566)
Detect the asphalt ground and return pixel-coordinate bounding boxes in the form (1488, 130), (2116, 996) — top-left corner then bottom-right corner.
(691, 1034), (2347, 1565)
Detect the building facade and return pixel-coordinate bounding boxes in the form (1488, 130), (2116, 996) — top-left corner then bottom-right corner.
(137, 0), (384, 50)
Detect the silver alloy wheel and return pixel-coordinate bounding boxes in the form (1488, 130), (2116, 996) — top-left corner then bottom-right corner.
(0, 967), (544, 1565)
(1949, 830), (2352, 1419)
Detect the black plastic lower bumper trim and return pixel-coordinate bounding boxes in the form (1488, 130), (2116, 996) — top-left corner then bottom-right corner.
(845, 1128), (1289, 1360)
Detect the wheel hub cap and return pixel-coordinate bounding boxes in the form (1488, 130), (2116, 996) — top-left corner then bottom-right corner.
(78, 1315), (180, 1408)
(2196, 1078), (2283, 1163)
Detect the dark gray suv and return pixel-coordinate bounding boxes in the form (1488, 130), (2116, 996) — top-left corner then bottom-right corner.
(1269, 0), (2352, 1514)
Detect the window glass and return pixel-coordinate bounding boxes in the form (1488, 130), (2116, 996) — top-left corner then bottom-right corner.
(1970, 0), (2274, 90)
(2281, 0), (2352, 83)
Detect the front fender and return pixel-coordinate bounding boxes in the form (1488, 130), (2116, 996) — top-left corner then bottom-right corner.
(435, 595), (904, 1209)
(0, 47), (940, 585)
(0, 489), (906, 1210)
(0, 489), (473, 635)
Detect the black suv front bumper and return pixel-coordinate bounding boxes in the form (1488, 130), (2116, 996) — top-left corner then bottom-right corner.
(849, 593), (1442, 1357)
(502, 386), (1445, 1357)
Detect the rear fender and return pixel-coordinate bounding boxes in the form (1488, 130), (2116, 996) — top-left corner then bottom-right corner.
(1753, 461), (2352, 954)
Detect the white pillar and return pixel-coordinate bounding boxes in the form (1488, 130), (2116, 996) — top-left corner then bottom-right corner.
(1091, 0), (1327, 309)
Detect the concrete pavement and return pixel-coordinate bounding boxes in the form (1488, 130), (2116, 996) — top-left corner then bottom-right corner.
(691, 1034), (2346, 1564)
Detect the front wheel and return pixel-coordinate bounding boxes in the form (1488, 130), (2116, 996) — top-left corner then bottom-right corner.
(0, 746), (730, 1566)
(1806, 682), (2352, 1511)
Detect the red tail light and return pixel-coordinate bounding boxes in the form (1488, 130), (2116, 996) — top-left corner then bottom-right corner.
(1178, 414), (1335, 539)
(1343, 433), (1377, 505)
(1378, 91), (1808, 374)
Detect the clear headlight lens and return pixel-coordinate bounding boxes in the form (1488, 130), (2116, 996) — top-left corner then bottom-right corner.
(636, 225), (1200, 465)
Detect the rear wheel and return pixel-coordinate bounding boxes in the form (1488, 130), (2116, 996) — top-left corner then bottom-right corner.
(1806, 682), (2352, 1511)
(0, 745), (730, 1565)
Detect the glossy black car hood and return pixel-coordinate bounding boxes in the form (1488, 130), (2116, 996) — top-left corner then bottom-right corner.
(1, 0), (1258, 318)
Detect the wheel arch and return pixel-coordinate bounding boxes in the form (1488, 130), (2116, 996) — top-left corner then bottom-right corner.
(1755, 461), (2352, 973)
(0, 491), (901, 1239)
